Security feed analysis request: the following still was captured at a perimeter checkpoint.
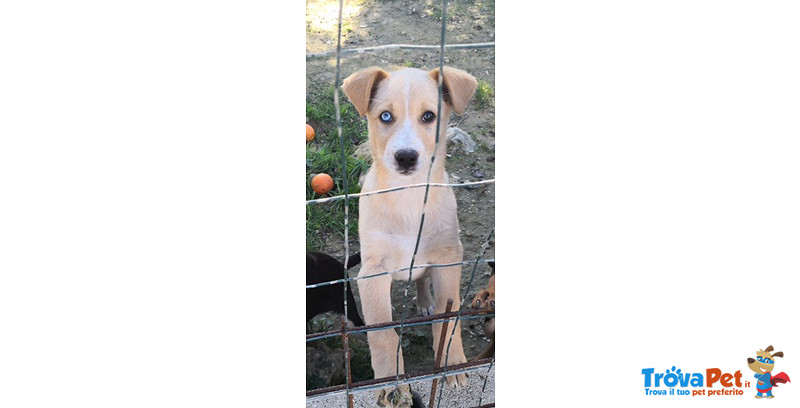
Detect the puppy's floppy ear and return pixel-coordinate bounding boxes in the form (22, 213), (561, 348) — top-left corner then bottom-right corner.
(428, 66), (478, 115)
(342, 66), (389, 117)
(766, 345), (775, 353)
(772, 351), (784, 358)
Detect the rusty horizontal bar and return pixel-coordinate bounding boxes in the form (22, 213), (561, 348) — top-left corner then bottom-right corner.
(306, 358), (494, 397)
(306, 308), (494, 342)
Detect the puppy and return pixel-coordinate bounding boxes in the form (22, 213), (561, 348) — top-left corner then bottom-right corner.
(746, 345), (790, 398)
(306, 251), (365, 327)
(470, 262), (494, 360)
(343, 66), (477, 407)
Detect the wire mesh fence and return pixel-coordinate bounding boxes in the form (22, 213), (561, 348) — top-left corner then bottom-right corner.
(306, 0), (495, 406)
(306, 42), (495, 60)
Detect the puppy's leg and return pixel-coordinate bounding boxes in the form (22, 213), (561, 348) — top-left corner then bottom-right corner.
(357, 263), (413, 408)
(415, 274), (435, 316)
(430, 248), (469, 389)
(345, 281), (365, 327)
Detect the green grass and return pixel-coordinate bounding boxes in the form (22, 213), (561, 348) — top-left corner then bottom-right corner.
(306, 317), (374, 389)
(425, 0), (460, 21)
(306, 86), (371, 250)
(319, 331), (374, 386)
(342, 21), (354, 34)
(474, 80), (495, 109)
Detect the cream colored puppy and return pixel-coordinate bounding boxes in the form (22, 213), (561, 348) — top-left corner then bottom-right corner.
(343, 66), (477, 407)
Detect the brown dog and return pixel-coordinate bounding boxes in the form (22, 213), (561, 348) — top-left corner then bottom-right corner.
(470, 262), (494, 360)
(343, 66), (477, 407)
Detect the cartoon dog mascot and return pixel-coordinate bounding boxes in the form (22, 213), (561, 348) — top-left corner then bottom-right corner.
(747, 345), (791, 398)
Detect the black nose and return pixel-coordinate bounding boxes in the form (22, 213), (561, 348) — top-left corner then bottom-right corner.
(394, 149), (418, 170)
(747, 358), (755, 364)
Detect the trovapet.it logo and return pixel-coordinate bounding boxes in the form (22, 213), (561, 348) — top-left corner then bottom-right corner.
(642, 345), (792, 399)
(641, 366), (746, 397)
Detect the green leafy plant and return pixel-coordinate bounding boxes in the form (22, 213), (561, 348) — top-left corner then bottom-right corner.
(474, 80), (495, 109)
(306, 86), (370, 250)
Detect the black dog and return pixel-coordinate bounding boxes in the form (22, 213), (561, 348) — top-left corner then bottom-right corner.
(306, 252), (365, 327)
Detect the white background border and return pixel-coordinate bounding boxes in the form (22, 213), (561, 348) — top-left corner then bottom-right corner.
(1, 1), (798, 406)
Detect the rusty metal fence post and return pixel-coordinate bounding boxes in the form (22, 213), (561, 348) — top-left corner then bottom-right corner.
(429, 298), (454, 407)
(341, 316), (354, 408)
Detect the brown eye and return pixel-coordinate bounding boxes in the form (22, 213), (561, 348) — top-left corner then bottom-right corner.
(421, 111), (435, 122)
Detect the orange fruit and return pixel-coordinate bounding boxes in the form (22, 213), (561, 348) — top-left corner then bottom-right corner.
(311, 173), (334, 195)
(306, 124), (315, 142)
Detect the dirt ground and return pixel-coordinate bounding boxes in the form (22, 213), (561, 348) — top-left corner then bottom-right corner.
(306, 0), (495, 393)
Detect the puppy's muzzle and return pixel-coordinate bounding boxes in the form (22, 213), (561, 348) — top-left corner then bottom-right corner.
(394, 149), (418, 173)
(747, 358), (756, 364)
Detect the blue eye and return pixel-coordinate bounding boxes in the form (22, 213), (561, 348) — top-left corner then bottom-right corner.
(421, 111), (436, 122)
(380, 111), (393, 123)
(766, 359), (773, 364)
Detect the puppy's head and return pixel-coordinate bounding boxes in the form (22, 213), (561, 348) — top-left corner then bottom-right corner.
(342, 66), (477, 176)
(747, 345), (783, 374)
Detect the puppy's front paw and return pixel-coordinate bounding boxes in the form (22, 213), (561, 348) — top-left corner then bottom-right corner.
(443, 354), (469, 389)
(444, 372), (469, 389)
(471, 289), (494, 310)
(416, 296), (435, 317)
(419, 304), (435, 317)
(376, 385), (413, 408)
